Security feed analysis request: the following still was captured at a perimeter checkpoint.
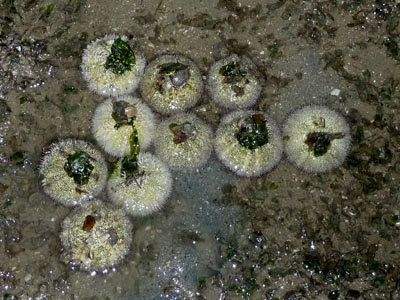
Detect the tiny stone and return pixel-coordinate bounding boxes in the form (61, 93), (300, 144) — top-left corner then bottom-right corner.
(24, 273), (32, 282)
(39, 284), (48, 293)
(116, 286), (122, 294)
(330, 88), (340, 96)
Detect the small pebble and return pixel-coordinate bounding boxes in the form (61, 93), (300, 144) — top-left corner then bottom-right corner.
(24, 273), (32, 282)
(330, 88), (341, 96)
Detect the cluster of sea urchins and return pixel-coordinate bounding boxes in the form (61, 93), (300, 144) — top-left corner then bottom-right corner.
(39, 34), (352, 273)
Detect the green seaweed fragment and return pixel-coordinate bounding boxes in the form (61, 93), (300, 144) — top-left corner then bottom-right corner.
(305, 132), (344, 157)
(120, 126), (141, 179)
(129, 125), (140, 157)
(384, 36), (399, 60)
(3, 0), (17, 14)
(10, 151), (24, 160)
(120, 155), (139, 178)
(64, 151), (94, 185)
(10, 151), (25, 166)
(105, 38), (136, 75)
(19, 96), (29, 104)
(40, 3), (55, 20)
(158, 62), (188, 75)
(219, 61), (247, 79)
(107, 160), (118, 179)
(64, 0), (86, 14)
(236, 114), (268, 150)
(384, 213), (400, 228)
(110, 100), (141, 179)
(228, 278), (259, 298)
(63, 86), (77, 94)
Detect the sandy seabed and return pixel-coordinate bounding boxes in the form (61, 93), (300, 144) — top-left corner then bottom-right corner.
(1, 0), (400, 299)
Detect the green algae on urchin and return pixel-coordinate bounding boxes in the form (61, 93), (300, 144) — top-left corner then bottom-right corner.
(107, 152), (172, 217)
(283, 105), (352, 173)
(214, 110), (283, 177)
(91, 95), (156, 158)
(81, 34), (146, 97)
(154, 113), (213, 171)
(140, 54), (203, 115)
(60, 200), (133, 273)
(39, 139), (108, 206)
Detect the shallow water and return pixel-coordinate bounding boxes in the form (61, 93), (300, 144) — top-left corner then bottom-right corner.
(1, 0), (400, 299)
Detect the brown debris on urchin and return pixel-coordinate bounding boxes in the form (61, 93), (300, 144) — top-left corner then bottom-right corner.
(153, 113), (213, 171)
(282, 105), (352, 173)
(140, 54), (204, 115)
(60, 200), (133, 273)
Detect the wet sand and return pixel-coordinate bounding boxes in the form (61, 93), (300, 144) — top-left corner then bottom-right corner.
(0, 0), (399, 299)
